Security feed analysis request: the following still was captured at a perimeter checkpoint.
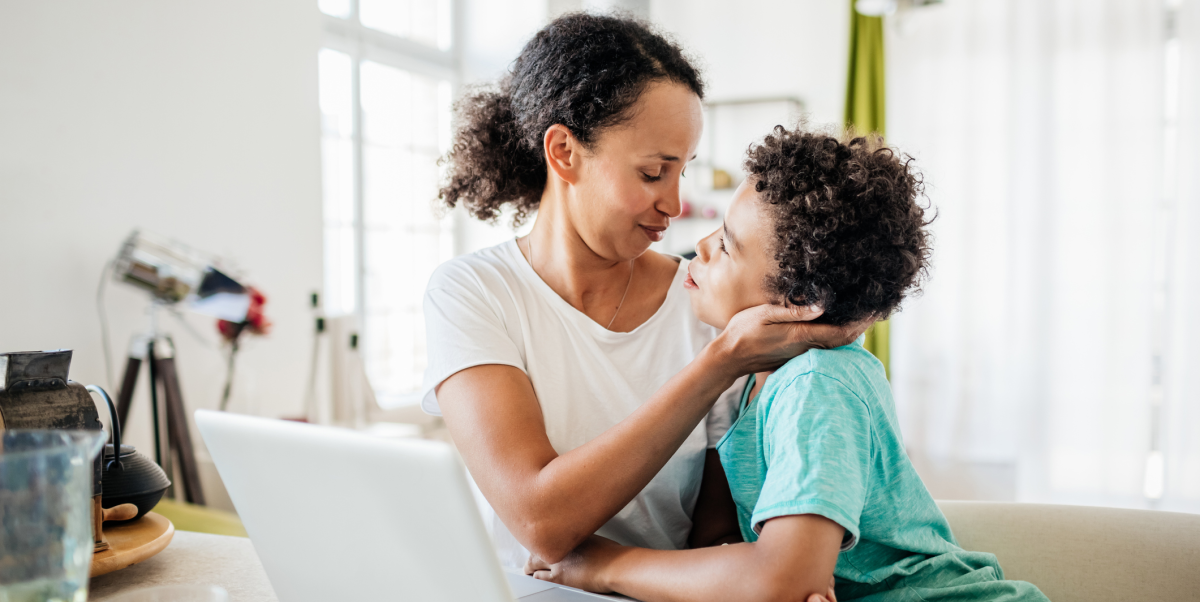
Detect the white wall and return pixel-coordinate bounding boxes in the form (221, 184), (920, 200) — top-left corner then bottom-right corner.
(551, 0), (650, 18)
(461, 0), (548, 84)
(0, 0), (324, 488)
(649, 0), (849, 126)
(454, 0), (550, 252)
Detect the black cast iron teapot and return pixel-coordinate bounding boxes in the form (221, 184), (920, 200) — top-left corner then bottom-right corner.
(89, 386), (171, 522)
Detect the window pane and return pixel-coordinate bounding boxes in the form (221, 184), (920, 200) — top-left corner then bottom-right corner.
(359, 60), (452, 406)
(319, 49), (357, 316)
(318, 0), (351, 19)
(359, 0), (453, 50)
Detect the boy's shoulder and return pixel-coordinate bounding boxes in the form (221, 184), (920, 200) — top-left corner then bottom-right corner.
(755, 337), (887, 424)
(770, 336), (885, 389)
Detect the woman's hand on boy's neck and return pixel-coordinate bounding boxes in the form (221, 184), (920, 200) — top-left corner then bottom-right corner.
(709, 304), (868, 377)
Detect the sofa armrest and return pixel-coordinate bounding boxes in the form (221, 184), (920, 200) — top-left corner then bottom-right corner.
(937, 500), (1200, 602)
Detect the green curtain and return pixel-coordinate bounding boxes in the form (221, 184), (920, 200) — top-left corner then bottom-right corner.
(845, 1), (886, 136)
(845, 0), (890, 378)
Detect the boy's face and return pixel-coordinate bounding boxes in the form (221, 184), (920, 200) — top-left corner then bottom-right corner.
(684, 180), (779, 329)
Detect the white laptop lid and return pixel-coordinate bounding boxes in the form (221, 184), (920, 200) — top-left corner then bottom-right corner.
(195, 410), (515, 602)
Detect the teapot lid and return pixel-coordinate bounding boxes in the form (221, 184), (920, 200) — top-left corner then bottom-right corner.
(103, 443), (138, 459)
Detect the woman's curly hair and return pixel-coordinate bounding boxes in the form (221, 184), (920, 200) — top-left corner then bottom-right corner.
(745, 127), (933, 326)
(438, 13), (704, 226)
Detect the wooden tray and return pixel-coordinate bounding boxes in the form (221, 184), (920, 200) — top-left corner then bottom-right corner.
(91, 512), (175, 577)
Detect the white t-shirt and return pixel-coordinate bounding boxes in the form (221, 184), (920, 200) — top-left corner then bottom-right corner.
(421, 239), (743, 568)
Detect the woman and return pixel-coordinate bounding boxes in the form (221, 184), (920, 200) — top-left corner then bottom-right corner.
(422, 13), (862, 573)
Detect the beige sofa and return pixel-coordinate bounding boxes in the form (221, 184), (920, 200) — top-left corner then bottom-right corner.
(936, 501), (1200, 602)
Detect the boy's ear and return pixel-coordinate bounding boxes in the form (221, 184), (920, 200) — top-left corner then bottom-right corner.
(781, 299), (825, 322)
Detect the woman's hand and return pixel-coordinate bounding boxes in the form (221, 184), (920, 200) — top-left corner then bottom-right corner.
(525, 535), (625, 593)
(711, 304), (873, 376)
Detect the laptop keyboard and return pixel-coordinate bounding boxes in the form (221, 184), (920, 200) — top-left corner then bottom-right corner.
(520, 588), (615, 601)
(504, 571), (628, 601)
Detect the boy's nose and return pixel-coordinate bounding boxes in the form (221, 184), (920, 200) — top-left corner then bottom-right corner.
(695, 230), (714, 261)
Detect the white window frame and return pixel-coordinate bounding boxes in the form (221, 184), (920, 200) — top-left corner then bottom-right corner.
(320, 0), (463, 405)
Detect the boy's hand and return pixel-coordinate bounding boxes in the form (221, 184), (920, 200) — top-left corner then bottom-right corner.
(814, 577), (839, 602)
(525, 535), (624, 593)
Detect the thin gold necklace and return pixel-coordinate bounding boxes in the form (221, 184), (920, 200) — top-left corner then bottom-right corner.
(526, 236), (634, 331)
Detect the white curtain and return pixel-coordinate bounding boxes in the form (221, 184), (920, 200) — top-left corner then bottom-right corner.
(1163, 0), (1200, 513)
(885, 0), (1200, 511)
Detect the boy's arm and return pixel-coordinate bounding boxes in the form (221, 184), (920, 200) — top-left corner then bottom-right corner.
(688, 449), (743, 548)
(529, 514), (844, 602)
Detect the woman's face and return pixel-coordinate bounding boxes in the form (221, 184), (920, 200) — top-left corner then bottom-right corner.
(571, 82), (704, 261)
(684, 181), (779, 329)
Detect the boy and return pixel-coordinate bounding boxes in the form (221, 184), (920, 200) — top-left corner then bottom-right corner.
(526, 127), (1048, 602)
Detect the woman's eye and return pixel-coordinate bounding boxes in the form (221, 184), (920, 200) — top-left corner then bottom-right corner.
(641, 172), (662, 183)
(719, 238), (728, 255)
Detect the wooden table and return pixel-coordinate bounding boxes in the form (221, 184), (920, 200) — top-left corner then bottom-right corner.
(89, 531), (277, 601)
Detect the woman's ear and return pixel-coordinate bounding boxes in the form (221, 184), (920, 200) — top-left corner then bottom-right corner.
(543, 124), (582, 185)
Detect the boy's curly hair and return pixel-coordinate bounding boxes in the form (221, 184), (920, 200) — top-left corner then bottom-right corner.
(745, 127), (933, 326)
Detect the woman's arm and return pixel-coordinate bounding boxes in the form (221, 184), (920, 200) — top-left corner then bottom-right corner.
(438, 344), (739, 564)
(530, 514), (845, 602)
(438, 304), (866, 563)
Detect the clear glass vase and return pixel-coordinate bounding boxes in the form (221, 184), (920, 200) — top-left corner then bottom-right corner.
(0, 430), (106, 602)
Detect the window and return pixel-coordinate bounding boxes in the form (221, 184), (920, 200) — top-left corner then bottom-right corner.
(319, 0), (456, 407)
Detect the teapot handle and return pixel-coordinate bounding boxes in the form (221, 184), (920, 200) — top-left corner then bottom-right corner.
(86, 384), (123, 472)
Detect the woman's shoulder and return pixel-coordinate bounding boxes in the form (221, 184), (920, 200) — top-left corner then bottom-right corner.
(627, 249), (694, 325)
(427, 239), (524, 295)
(634, 249), (688, 295)
(641, 248), (686, 273)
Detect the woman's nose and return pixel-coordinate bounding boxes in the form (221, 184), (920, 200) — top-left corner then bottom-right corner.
(655, 177), (683, 219)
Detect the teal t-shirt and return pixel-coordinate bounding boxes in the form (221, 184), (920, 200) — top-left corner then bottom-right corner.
(715, 340), (1047, 602)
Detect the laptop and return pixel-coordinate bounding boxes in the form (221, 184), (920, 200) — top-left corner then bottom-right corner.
(195, 410), (626, 601)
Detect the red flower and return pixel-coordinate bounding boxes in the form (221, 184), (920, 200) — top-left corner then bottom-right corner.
(217, 286), (272, 342)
